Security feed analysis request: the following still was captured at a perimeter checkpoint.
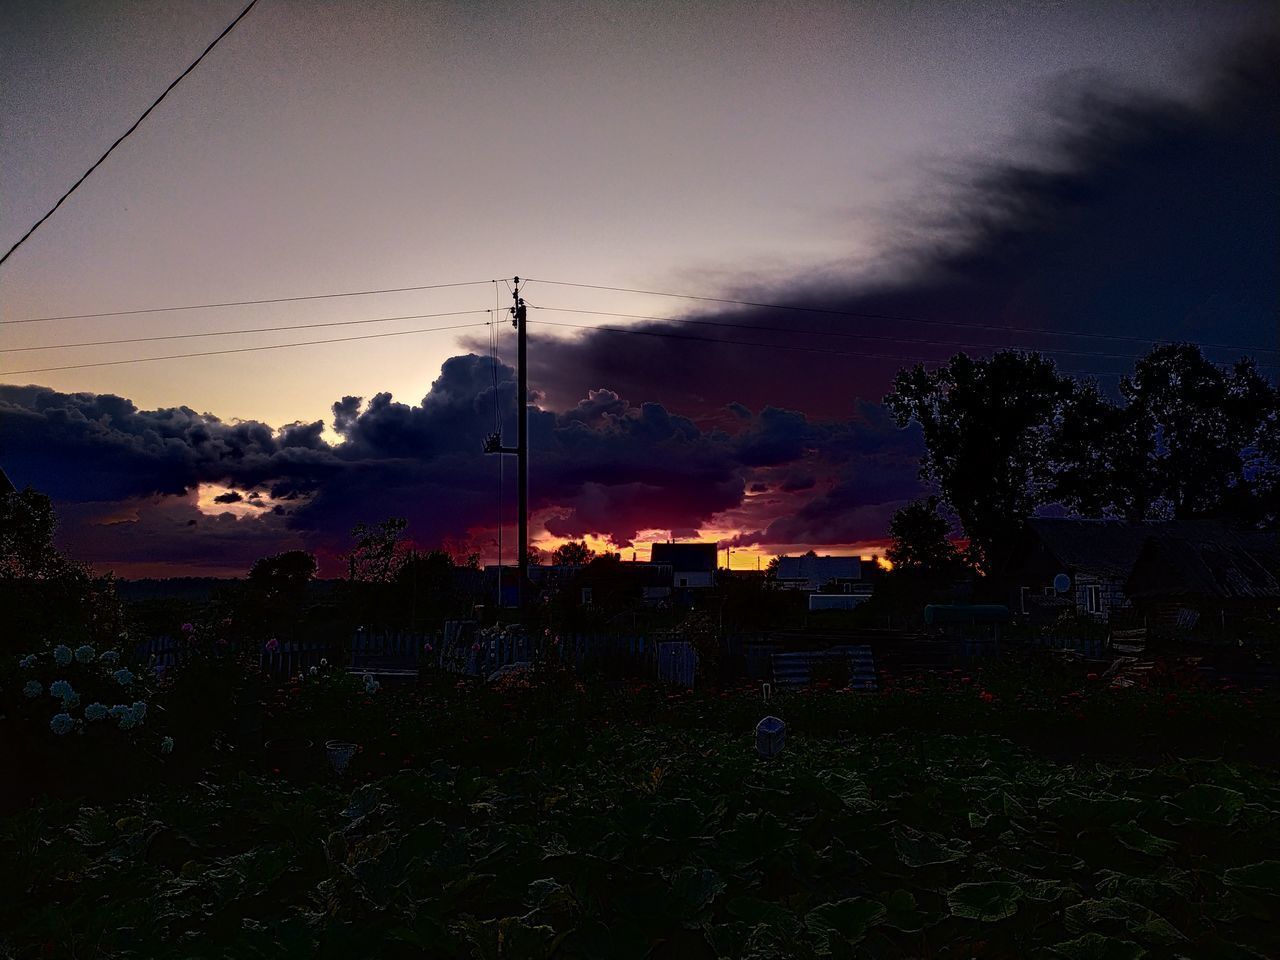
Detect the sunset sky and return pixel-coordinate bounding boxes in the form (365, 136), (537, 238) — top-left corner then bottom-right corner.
(2, 0), (1277, 576)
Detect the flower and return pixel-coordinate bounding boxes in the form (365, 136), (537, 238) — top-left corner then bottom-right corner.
(18, 654), (37, 670)
(53, 645), (73, 666)
(131, 701), (148, 720)
(109, 704), (141, 730)
(471, 642), (481, 652)
(113, 668), (135, 686)
(979, 690), (995, 703)
(49, 680), (79, 707)
(363, 673), (381, 694)
(320, 658), (328, 667)
(160, 736), (174, 755)
(74, 644), (95, 663)
(84, 703), (108, 722)
(23, 680), (42, 699)
(423, 643), (433, 653)
(1086, 672), (1099, 681)
(181, 622), (194, 634)
(309, 666), (318, 676)
(265, 638), (280, 653)
(50, 713), (75, 736)
(99, 650), (120, 666)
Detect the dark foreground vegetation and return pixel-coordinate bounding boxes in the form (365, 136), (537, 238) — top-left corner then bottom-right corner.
(3, 661), (1280, 960)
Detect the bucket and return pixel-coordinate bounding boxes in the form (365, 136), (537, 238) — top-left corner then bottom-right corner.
(325, 740), (360, 776)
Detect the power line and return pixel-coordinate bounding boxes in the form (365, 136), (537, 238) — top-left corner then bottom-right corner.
(529, 305), (1280, 370)
(8, 308), (494, 353)
(526, 278), (1280, 358)
(0, 0), (261, 267)
(0, 320), (494, 376)
(2, 279), (497, 325)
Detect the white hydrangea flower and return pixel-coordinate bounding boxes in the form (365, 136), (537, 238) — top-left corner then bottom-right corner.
(160, 736), (174, 755)
(18, 655), (37, 670)
(319, 658), (328, 667)
(74, 644), (95, 664)
(50, 679), (77, 701)
(84, 702), (108, 722)
(53, 645), (73, 666)
(131, 701), (148, 720)
(49, 713), (75, 736)
(309, 666), (318, 676)
(23, 680), (42, 698)
(113, 668), (135, 686)
(99, 650), (120, 666)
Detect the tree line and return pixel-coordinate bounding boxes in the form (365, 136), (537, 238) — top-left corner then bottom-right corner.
(882, 343), (1279, 577)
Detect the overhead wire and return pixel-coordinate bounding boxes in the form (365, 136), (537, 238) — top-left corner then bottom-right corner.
(0, 319), (496, 376)
(525, 278), (1280, 358)
(1, 0), (262, 267)
(6, 308), (494, 352)
(2, 279), (498, 325)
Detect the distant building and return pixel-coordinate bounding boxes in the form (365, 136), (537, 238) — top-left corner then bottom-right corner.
(775, 554), (863, 592)
(650, 542), (718, 588)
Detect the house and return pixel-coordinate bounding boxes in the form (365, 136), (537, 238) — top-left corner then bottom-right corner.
(775, 554), (863, 593)
(650, 542), (718, 588)
(1004, 519), (1150, 622)
(1004, 517), (1279, 629)
(573, 560), (674, 607)
(1125, 523), (1280, 631)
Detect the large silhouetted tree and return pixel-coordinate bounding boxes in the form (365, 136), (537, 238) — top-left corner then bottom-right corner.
(885, 351), (1077, 572)
(1054, 345), (1277, 522)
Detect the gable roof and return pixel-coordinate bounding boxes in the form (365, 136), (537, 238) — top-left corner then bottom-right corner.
(1127, 525), (1280, 600)
(1023, 518), (1155, 578)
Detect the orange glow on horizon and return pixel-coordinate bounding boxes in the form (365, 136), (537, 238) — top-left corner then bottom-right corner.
(525, 527), (893, 571)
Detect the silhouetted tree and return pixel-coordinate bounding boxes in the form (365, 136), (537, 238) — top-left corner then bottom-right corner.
(0, 487), (122, 648)
(347, 517), (409, 582)
(552, 541), (595, 566)
(885, 351), (1077, 572)
(0, 487), (65, 580)
(248, 551), (317, 606)
(1053, 345), (1276, 522)
(886, 497), (965, 576)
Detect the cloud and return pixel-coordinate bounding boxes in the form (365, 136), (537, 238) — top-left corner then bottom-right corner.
(491, 36), (1278, 418)
(3, 349), (927, 569)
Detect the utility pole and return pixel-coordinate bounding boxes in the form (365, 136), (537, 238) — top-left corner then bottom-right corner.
(483, 277), (529, 615)
(514, 279), (529, 614)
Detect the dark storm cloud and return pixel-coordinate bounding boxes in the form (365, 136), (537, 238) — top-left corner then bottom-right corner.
(513, 36), (1279, 418)
(0, 384), (339, 503)
(3, 348), (926, 564)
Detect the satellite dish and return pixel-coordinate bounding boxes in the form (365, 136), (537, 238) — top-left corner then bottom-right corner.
(1053, 573), (1071, 594)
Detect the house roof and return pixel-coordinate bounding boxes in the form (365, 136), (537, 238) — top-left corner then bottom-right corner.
(1127, 525), (1280, 601)
(1023, 518), (1155, 578)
